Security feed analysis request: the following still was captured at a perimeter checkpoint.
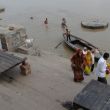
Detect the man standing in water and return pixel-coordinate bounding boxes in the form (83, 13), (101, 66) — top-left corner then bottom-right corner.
(61, 18), (67, 29)
(44, 18), (48, 29)
(96, 52), (109, 84)
(44, 18), (48, 24)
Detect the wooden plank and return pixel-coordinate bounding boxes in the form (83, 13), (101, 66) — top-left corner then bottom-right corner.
(0, 54), (19, 66)
(91, 84), (109, 110)
(0, 54), (15, 65)
(0, 51), (22, 61)
(0, 52), (21, 73)
(0, 56), (15, 65)
(102, 86), (110, 110)
(102, 98), (110, 110)
(73, 80), (109, 110)
(0, 52), (21, 63)
(86, 82), (110, 110)
(0, 52), (25, 74)
(0, 61), (15, 73)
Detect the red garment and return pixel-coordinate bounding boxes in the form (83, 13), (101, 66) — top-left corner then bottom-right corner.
(71, 50), (84, 82)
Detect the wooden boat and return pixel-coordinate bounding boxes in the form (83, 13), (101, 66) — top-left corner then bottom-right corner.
(81, 20), (108, 29)
(73, 80), (110, 110)
(63, 33), (102, 62)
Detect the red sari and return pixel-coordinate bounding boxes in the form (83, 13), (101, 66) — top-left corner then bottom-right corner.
(71, 50), (84, 82)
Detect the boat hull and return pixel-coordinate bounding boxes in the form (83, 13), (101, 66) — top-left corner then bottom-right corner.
(63, 33), (102, 62)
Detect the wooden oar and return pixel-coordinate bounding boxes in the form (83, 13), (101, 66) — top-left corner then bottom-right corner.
(54, 40), (64, 49)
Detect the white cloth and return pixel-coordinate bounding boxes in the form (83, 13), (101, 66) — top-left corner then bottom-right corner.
(91, 53), (95, 64)
(96, 57), (107, 78)
(0, 39), (2, 49)
(82, 50), (87, 55)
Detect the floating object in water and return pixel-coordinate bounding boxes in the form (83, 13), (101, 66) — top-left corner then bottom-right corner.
(81, 20), (108, 29)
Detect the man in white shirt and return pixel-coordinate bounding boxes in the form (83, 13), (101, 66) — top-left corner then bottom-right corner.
(96, 52), (109, 84)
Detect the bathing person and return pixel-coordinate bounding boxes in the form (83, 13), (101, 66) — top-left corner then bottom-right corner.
(44, 18), (48, 24)
(61, 18), (67, 28)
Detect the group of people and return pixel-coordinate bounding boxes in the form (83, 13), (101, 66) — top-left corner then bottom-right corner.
(43, 17), (110, 85)
(61, 17), (110, 85)
(71, 47), (95, 82)
(71, 47), (110, 84)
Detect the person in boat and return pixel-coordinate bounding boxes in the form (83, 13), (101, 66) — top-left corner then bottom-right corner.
(84, 50), (92, 75)
(67, 30), (71, 41)
(71, 48), (85, 82)
(44, 18), (48, 24)
(61, 18), (67, 29)
(65, 28), (71, 41)
(96, 52), (109, 84)
(65, 28), (68, 33)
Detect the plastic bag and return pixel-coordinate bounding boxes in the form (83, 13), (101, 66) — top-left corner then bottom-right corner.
(106, 63), (110, 79)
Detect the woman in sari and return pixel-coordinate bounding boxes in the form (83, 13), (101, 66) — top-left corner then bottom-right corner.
(84, 50), (92, 75)
(71, 49), (84, 82)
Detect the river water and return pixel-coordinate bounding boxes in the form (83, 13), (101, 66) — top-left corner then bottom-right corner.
(0, 0), (110, 58)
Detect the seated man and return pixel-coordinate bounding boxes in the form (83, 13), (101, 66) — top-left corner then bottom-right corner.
(20, 58), (31, 75)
